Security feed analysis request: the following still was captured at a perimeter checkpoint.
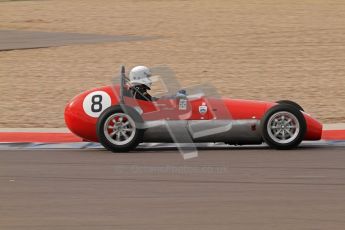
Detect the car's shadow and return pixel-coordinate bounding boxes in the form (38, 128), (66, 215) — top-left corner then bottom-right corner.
(92, 142), (339, 154)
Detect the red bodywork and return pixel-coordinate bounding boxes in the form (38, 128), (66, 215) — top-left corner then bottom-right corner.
(65, 85), (322, 142)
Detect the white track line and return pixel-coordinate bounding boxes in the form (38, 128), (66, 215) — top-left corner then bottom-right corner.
(0, 140), (344, 151)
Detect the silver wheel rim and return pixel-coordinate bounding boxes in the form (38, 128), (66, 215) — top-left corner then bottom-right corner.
(267, 111), (300, 144)
(104, 113), (136, 145)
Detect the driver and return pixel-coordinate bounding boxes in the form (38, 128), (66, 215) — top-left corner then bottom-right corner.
(129, 66), (154, 101)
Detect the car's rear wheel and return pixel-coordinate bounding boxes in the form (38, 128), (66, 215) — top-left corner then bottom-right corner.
(96, 106), (144, 152)
(261, 104), (306, 149)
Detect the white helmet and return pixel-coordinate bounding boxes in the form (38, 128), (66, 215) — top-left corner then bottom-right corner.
(129, 66), (152, 88)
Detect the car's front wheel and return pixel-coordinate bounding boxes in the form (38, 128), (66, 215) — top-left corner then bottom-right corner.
(261, 104), (306, 150)
(96, 106), (144, 152)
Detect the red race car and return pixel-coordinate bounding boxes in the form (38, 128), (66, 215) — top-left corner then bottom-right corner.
(65, 66), (322, 152)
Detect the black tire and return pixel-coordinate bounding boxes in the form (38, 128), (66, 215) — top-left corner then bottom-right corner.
(276, 100), (304, 111)
(96, 105), (144, 152)
(261, 104), (306, 150)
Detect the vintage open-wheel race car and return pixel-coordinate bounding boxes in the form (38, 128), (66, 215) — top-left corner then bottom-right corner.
(65, 66), (322, 153)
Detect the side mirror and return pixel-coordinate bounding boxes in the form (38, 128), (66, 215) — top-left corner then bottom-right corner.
(176, 89), (187, 98)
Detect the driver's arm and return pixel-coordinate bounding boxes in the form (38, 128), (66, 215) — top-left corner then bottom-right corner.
(133, 86), (153, 101)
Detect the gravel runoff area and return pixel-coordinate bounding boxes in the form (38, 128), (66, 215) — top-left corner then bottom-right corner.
(0, 0), (345, 128)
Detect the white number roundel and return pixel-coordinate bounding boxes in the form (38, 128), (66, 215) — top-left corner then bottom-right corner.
(83, 91), (111, 118)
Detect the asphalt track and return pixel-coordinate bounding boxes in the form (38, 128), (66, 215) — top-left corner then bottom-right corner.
(1, 145), (345, 230)
(0, 30), (157, 51)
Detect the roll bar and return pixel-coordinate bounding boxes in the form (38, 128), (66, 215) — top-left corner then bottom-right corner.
(120, 65), (126, 104)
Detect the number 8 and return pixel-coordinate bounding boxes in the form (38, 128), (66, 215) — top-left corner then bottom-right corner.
(91, 95), (103, 112)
